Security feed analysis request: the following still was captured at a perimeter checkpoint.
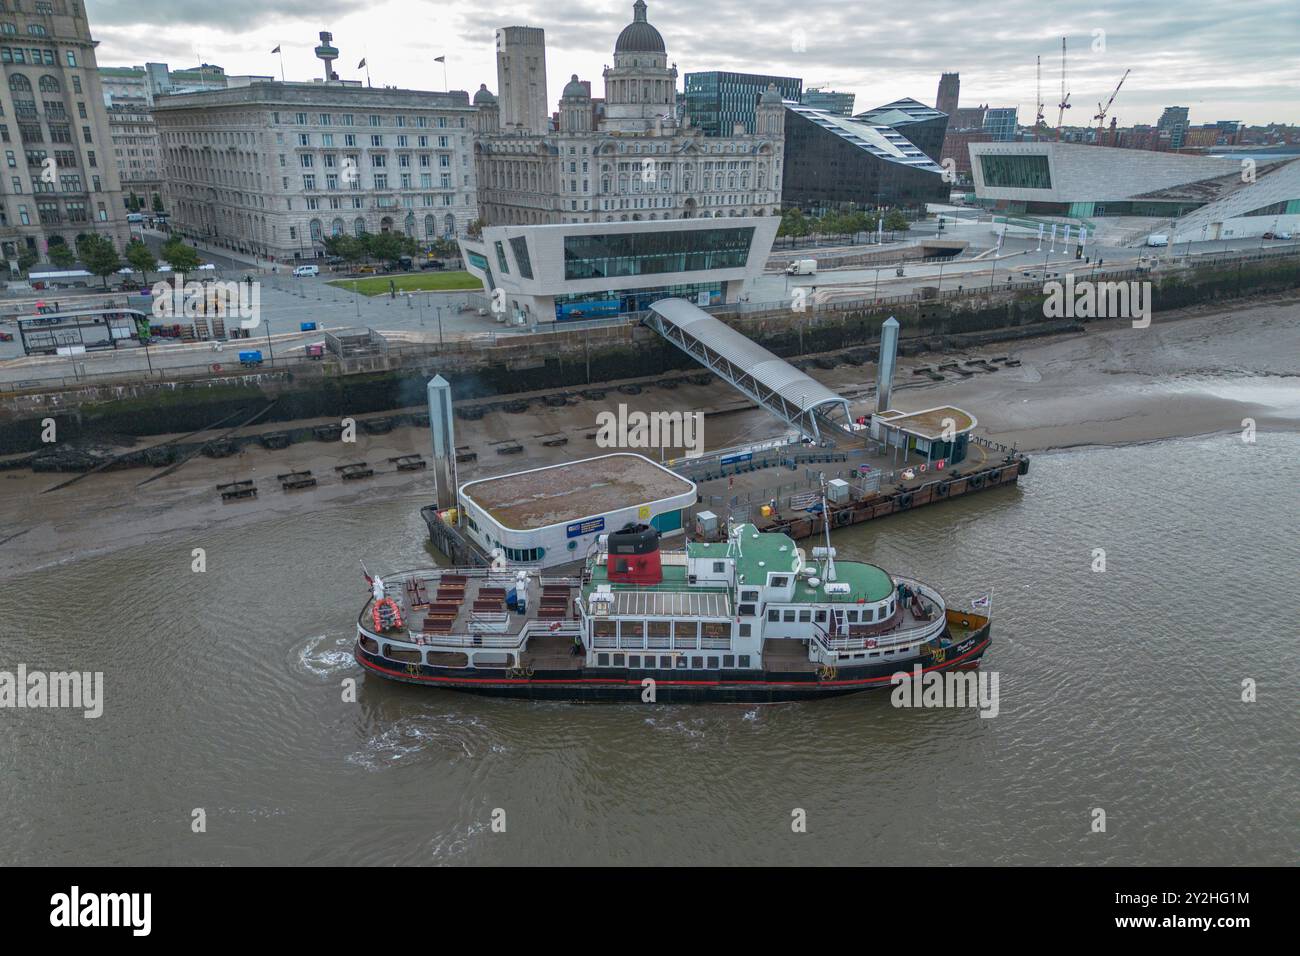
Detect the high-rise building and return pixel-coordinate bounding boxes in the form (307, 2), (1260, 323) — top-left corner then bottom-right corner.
(801, 88), (854, 116)
(153, 58), (480, 262)
(495, 26), (549, 133)
(0, 1), (130, 268)
(1158, 106), (1190, 149)
(474, 2), (786, 227)
(684, 70), (802, 136)
(936, 73), (960, 117)
(107, 97), (162, 211)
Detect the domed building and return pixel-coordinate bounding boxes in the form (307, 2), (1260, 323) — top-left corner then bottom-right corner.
(473, 2), (786, 229)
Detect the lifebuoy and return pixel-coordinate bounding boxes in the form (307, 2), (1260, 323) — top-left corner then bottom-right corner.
(936, 482), (950, 497)
(211, 363), (222, 372)
(897, 493), (913, 509)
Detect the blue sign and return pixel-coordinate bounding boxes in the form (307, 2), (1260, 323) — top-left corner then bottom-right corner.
(566, 517), (605, 538)
(720, 452), (753, 466)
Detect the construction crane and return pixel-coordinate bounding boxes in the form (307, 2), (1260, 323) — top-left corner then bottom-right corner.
(1055, 37), (1071, 140)
(1035, 55), (1046, 140)
(1094, 69), (1130, 145)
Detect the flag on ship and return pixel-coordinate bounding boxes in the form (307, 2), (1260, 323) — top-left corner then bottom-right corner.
(360, 560), (373, 585)
(971, 595), (991, 609)
(271, 45), (281, 54)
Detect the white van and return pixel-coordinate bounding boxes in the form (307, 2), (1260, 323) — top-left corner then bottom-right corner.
(1146, 234), (1169, 247)
(786, 258), (818, 275)
(293, 264), (320, 277)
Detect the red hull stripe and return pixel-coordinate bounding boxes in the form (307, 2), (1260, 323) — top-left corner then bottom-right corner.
(355, 636), (991, 689)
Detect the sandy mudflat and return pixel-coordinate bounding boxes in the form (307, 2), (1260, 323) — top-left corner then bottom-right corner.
(2, 297), (1297, 577)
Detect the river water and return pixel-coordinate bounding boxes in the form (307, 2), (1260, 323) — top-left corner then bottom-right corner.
(1, 433), (1296, 865)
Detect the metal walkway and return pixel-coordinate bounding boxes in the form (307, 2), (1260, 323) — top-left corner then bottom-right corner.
(645, 298), (853, 444)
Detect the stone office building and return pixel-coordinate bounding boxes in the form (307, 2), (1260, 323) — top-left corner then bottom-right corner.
(0, 0), (129, 266)
(473, 2), (786, 227)
(152, 79), (480, 262)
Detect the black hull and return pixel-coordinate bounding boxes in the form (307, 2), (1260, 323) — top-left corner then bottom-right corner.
(354, 629), (991, 704)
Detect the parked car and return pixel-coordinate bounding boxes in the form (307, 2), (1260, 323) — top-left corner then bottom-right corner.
(292, 264), (320, 277)
(421, 259), (445, 270)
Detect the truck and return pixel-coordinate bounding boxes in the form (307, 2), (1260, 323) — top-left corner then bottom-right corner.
(786, 258), (818, 275)
(1146, 234), (1169, 247)
(238, 350), (264, 367)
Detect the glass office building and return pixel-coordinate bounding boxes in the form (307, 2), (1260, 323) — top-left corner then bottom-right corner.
(563, 227), (755, 279)
(982, 107), (1019, 142)
(684, 72), (802, 136)
(782, 105), (949, 212)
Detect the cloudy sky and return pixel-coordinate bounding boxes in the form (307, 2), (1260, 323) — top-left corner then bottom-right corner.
(87, 0), (1297, 126)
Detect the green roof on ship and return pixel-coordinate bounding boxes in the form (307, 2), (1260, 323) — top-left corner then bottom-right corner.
(690, 524), (895, 604)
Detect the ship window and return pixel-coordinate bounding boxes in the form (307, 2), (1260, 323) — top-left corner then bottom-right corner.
(707, 656), (719, 669)
(660, 656), (673, 668)
(739, 603), (756, 616)
(723, 655), (735, 667)
(814, 610), (827, 623)
(692, 656), (703, 668)
(782, 610), (795, 623)
(847, 611), (859, 622)
(613, 653), (625, 666)
(770, 576), (788, 587)
(738, 623), (751, 637)
(629, 655), (641, 668)
(713, 561), (725, 573)
(738, 655), (751, 667)
(675, 657), (688, 668)
(767, 610), (779, 622)
(741, 590), (759, 601)
(798, 610), (811, 622)
(593, 620), (616, 638)
(598, 653), (609, 665)
(869, 651), (880, 658)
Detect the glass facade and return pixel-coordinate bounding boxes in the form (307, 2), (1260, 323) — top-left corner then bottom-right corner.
(494, 240), (510, 274)
(554, 281), (723, 320)
(982, 108), (1019, 142)
(979, 154), (1052, 189)
(509, 236), (533, 279)
(563, 228), (753, 280)
(684, 71), (802, 136)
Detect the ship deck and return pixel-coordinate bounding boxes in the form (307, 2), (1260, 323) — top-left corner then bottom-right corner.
(363, 568), (583, 642)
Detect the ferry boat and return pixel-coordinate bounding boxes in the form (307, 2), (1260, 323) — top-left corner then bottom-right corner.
(354, 512), (992, 703)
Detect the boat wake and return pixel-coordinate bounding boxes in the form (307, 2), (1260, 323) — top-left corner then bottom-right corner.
(290, 634), (359, 680)
(346, 713), (501, 771)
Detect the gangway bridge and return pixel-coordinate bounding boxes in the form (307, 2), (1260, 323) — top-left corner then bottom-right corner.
(644, 298), (859, 446)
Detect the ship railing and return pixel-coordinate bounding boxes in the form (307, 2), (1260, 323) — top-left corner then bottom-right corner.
(813, 615), (946, 653)
(391, 617), (584, 652)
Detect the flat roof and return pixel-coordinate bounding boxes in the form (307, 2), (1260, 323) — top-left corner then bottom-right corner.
(460, 452), (696, 532)
(875, 406), (977, 440)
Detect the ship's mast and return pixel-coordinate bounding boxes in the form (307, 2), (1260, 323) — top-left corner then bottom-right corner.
(820, 482), (836, 582)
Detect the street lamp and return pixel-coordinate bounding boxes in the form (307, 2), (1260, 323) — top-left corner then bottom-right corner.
(264, 318), (274, 364)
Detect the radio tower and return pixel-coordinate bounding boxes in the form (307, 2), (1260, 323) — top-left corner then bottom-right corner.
(314, 31), (339, 82)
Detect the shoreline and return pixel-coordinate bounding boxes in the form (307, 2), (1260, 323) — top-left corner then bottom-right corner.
(6, 300), (1298, 578)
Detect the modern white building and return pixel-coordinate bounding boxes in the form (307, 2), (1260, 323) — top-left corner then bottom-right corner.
(970, 141), (1300, 242)
(458, 453), (698, 569)
(458, 213), (779, 322)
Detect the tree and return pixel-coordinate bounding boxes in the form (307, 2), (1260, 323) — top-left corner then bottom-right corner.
(160, 238), (201, 273)
(78, 234), (122, 288)
(466, 218), (485, 240)
(16, 246), (38, 274)
(777, 207), (809, 247)
(883, 209), (910, 235)
(151, 193), (164, 213)
(47, 243), (77, 269)
(364, 230), (417, 268)
(125, 238), (157, 283)
(126, 193), (142, 213)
